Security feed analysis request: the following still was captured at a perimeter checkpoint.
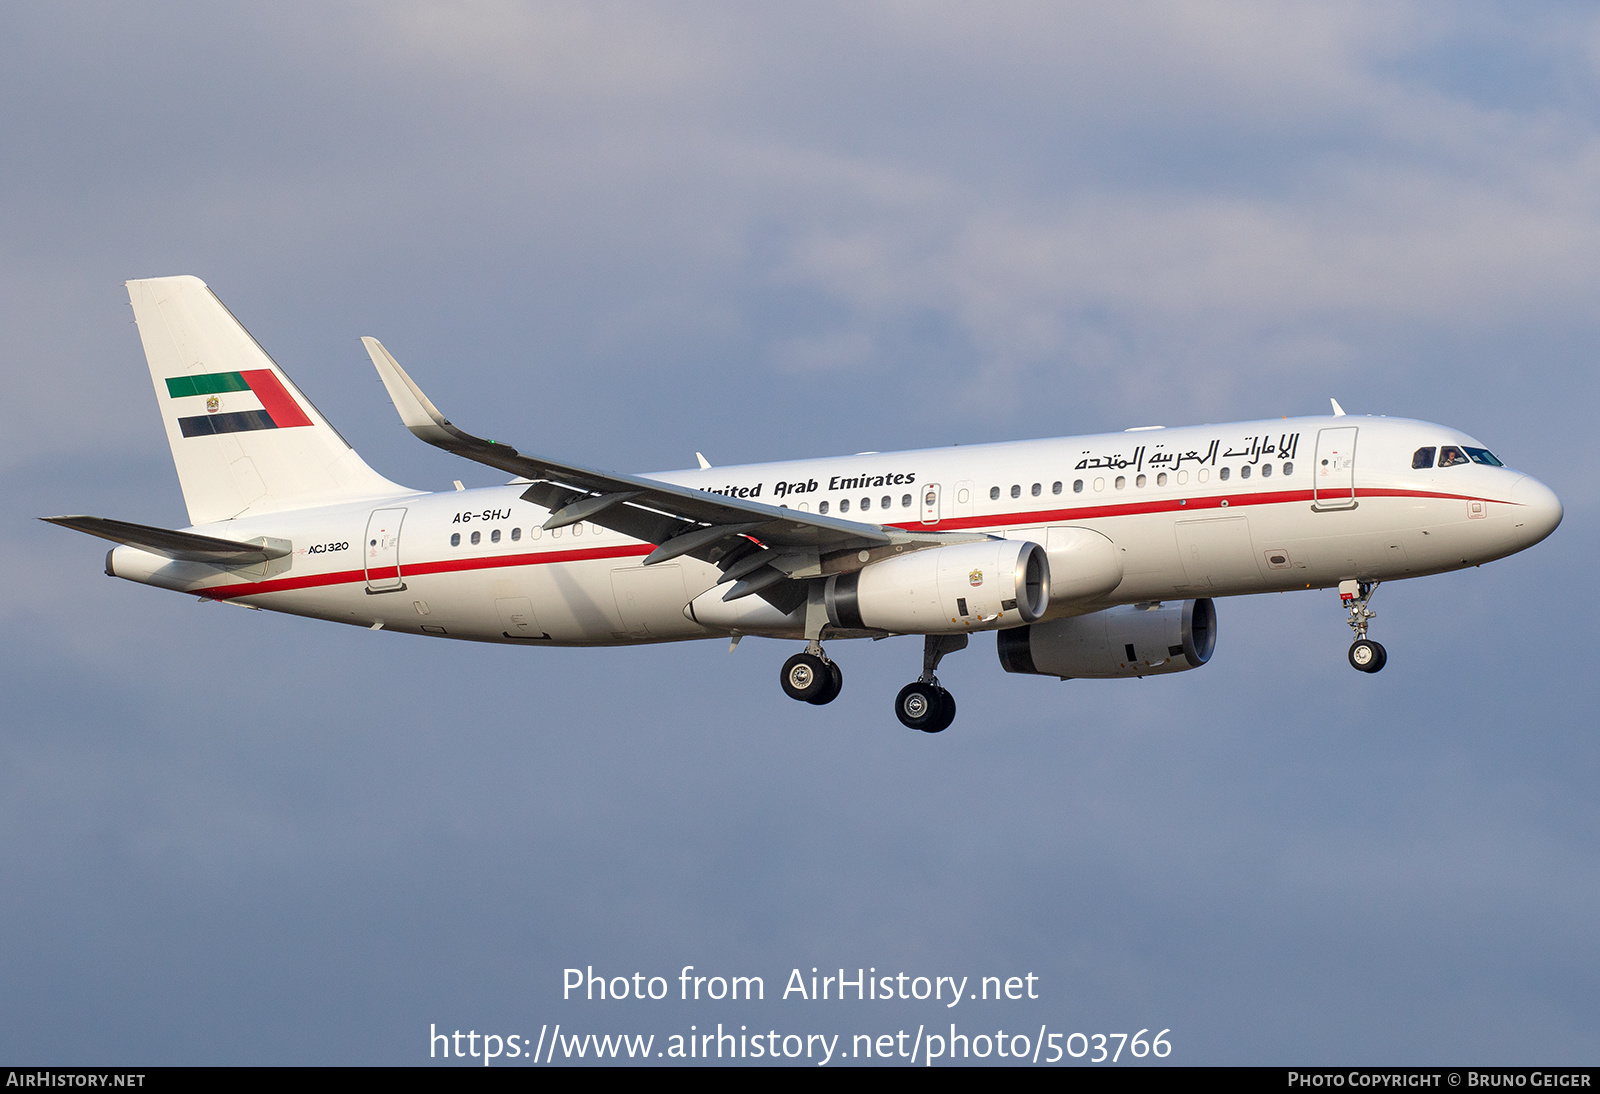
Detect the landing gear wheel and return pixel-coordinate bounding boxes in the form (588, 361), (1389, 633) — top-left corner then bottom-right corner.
(1348, 639), (1387, 673)
(807, 660), (844, 706)
(781, 652), (833, 702)
(896, 682), (954, 733)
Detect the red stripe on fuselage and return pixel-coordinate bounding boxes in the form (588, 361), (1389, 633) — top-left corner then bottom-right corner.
(203, 543), (652, 600)
(882, 486), (1504, 533)
(201, 486), (1509, 601)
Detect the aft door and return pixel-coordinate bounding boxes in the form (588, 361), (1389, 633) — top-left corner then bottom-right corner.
(921, 483), (942, 525)
(1313, 427), (1358, 510)
(364, 508), (407, 592)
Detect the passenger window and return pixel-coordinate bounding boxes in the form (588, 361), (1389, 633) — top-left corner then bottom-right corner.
(901, 494), (912, 508)
(990, 486), (1000, 500)
(1135, 474), (1146, 488)
(1052, 481), (1062, 495)
(799, 502), (810, 512)
(1412, 447), (1436, 469)
(572, 522), (582, 536)
(860, 497), (870, 511)
(1281, 462), (1292, 476)
(1094, 477), (1105, 491)
(450, 532), (460, 547)
(1073, 479), (1084, 493)
(530, 526), (542, 540)
(1115, 476), (1126, 490)
(1239, 465), (1250, 480)
(1260, 464), (1271, 478)
(1219, 467), (1230, 481)
(1031, 483), (1041, 497)
(491, 528), (501, 543)
(551, 526), (561, 538)
(511, 527), (521, 542)
(470, 531), (481, 545)
(1198, 469), (1209, 483)
(1157, 472), (1167, 486)
(1439, 445), (1468, 468)
(879, 495), (889, 509)
(819, 501), (830, 515)
(957, 488), (970, 503)
(1010, 484), (1021, 499)
(840, 499), (850, 513)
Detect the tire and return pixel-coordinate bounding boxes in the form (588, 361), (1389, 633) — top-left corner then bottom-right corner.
(896, 682), (945, 731)
(925, 687), (956, 733)
(1348, 639), (1387, 673)
(807, 660), (844, 705)
(781, 652), (831, 701)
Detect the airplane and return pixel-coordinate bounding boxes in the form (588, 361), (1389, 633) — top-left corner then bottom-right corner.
(45, 276), (1563, 733)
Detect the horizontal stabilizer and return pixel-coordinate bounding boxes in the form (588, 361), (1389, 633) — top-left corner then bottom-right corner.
(41, 515), (290, 564)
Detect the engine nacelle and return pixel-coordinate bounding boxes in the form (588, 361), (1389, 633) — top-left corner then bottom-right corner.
(826, 539), (1050, 634)
(997, 598), (1216, 679)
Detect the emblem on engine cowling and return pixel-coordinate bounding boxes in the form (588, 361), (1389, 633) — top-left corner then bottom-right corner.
(969, 569), (983, 586)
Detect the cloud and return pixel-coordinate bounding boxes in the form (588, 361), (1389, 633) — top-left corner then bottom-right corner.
(2, 1), (1597, 1064)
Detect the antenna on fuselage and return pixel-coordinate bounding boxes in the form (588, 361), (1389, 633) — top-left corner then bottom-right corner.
(1330, 398), (1347, 417)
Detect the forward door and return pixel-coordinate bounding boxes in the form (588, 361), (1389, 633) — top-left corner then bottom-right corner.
(1313, 427), (1358, 510)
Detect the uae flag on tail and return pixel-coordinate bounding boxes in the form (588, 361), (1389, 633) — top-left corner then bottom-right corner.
(167, 370), (314, 437)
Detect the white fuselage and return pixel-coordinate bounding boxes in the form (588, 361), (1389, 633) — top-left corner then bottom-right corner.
(107, 414), (1562, 646)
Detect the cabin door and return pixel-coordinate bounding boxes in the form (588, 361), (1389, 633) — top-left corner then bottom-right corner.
(364, 508), (407, 592)
(1313, 427), (1358, 511)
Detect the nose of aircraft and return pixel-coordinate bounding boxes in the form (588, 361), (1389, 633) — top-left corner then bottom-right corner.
(1510, 475), (1563, 548)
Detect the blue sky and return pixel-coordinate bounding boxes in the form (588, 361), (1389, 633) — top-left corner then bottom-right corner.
(1, 2), (1595, 1064)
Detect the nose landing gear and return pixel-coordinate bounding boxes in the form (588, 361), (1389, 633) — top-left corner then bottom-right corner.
(1341, 579), (1387, 673)
(895, 634), (967, 733)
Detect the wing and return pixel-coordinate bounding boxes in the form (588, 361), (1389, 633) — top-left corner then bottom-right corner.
(362, 339), (980, 609)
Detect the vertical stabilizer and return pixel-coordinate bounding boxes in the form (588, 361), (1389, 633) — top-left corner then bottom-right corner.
(127, 276), (412, 524)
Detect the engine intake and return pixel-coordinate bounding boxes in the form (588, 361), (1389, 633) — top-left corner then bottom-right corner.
(827, 539), (1050, 634)
(997, 598), (1216, 679)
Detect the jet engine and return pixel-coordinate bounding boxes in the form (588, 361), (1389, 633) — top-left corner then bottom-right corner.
(997, 598), (1216, 679)
(826, 539), (1050, 634)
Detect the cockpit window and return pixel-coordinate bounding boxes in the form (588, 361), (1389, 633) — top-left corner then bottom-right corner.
(1463, 447), (1503, 467)
(1438, 445), (1469, 468)
(1412, 447), (1436, 469)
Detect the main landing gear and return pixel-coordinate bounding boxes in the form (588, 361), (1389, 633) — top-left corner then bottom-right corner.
(895, 634), (967, 733)
(1340, 579), (1387, 674)
(780, 642), (843, 705)
(779, 633), (968, 732)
